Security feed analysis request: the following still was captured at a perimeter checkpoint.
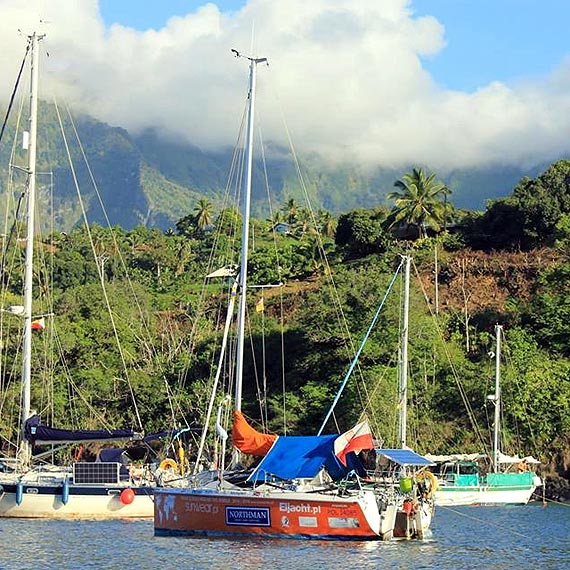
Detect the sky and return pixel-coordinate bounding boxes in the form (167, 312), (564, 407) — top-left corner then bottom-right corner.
(1, 0), (570, 173)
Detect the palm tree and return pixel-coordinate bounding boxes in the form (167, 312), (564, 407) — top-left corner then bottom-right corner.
(174, 238), (194, 276)
(194, 198), (213, 230)
(282, 198), (299, 225)
(295, 208), (312, 236)
(317, 210), (337, 238)
(267, 210), (283, 229)
(387, 168), (448, 239)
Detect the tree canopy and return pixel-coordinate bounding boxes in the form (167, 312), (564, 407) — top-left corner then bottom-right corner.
(386, 168), (449, 238)
(2, 161), (570, 480)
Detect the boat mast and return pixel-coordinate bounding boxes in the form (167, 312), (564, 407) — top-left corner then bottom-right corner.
(492, 324), (502, 472)
(398, 255), (411, 449)
(19, 31), (43, 467)
(233, 50), (267, 413)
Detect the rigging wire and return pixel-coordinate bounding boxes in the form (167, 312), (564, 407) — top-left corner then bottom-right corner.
(412, 260), (491, 457)
(258, 127), (288, 433)
(0, 39), (30, 146)
(0, 75), (29, 283)
(245, 305), (266, 428)
(59, 101), (188, 431)
(52, 100), (146, 432)
(177, 94), (250, 455)
(501, 331), (542, 461)
(263, 67), (374, 430)
(318, 259), (404, 435)
(179, 99), (248, 385)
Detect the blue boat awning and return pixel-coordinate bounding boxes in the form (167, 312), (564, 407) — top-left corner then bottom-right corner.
(376, 448), (435, 466)
(248, 435), (358, 482)
(248, 435), (336, 482)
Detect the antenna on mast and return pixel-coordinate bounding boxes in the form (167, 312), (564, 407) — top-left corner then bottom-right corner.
(230, 48), (268, 66)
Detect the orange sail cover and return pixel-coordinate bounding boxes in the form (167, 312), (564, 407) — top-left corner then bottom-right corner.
(232, 410), (277, 456)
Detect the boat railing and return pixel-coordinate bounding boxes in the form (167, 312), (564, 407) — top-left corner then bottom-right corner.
(484, 471), (535, 486)
(0, 457), (20, 473)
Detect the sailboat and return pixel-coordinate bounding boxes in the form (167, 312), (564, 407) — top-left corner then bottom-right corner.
(429, 324), (542, 506)
(384, 254), (436, 536)
(0, 32), (183, 519)
(154, 52), (435, 541)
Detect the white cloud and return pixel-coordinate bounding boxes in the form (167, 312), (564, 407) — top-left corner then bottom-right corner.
(1, 0), (569, 172)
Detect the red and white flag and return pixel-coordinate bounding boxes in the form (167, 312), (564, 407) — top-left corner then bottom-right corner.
(334, 421), (375, 466)
(31, 317), (45, 331)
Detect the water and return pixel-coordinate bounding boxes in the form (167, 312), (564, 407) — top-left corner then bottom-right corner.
(0, 503), (568, 569)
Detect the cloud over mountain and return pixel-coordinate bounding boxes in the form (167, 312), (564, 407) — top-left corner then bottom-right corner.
(1, 0), (570, 173)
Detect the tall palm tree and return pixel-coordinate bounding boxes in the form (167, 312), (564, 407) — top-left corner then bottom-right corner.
(282, 198), (299, 225)
(194, 198), (213, 230)
(387, 168), (448, 238)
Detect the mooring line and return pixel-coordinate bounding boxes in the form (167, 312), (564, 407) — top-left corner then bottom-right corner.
(437, 505), (530, 539)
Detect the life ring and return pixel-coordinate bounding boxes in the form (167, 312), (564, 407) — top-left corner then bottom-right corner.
(159, 458), (179, 472)
(415, 470), (438, 498)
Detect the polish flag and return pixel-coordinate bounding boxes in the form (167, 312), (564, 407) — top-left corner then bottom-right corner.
(31, 317), (45, 331)
(334, 421), (375, 466)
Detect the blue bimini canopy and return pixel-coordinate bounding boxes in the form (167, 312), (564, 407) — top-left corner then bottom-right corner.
(248, 435), (362, 483)
(376, 448), (435, 467)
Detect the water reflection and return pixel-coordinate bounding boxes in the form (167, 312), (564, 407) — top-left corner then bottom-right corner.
(0, 504), (568, 570)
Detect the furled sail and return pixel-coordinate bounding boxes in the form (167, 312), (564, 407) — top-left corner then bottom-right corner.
(231, 410), (277, 456)
(24, 414), (137, 445)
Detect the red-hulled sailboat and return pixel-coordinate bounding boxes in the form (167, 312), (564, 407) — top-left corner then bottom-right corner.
(154, 51), (435, 541)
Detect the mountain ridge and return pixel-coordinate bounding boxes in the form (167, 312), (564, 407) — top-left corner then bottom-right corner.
(0, 104), (554, 231)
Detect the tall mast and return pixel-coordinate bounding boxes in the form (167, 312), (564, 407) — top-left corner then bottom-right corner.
(492, 324), (502, 472)
(398, 255), (411, 448)
(19, 31), (43, 467)
(233, 51), (267, 413)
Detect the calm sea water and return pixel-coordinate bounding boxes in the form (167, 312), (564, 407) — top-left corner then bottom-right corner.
(0, 503), (568, 569)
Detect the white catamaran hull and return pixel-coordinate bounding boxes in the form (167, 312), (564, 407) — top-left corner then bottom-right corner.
(0, 462), (162, 518)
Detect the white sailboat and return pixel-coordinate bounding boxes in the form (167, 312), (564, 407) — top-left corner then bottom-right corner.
(389, 254), (436, 535)
(154, 51), (435, 541)
(315, 253), (437, 539)
(0, 31), (180, 519)
(431, 324), (542, 506)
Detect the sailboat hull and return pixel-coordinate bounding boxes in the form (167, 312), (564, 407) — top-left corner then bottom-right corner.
(154, 487), (398, 540)
(0, 482), (154, 519)
(434, 482), (539, 506)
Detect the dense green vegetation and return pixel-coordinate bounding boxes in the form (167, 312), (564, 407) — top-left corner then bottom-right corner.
(1, 158), (570, 483)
